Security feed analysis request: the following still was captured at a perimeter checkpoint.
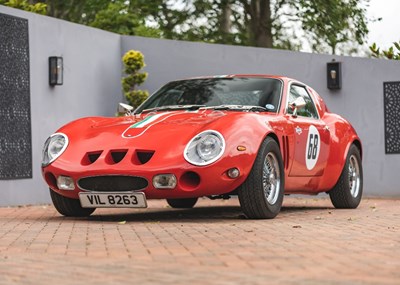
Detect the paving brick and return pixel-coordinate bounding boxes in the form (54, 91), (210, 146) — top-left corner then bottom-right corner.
(0, 197), (399, 284)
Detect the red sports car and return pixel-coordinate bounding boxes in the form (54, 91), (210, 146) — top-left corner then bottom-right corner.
(42, 75), (363, 219)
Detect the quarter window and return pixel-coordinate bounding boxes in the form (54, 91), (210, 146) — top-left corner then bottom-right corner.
(287, 85), (319, 119)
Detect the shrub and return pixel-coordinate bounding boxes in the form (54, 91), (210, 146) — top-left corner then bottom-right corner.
(121, 50), (149, 108)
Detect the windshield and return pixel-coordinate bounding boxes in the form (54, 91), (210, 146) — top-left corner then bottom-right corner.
(135, 77), (282, 113)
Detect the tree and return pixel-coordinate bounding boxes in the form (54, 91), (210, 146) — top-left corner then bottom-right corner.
(121, 50), (149, 108)
(89, 0), (161, 37)
(297, 0), (369, 54)
(241, 0), (273, 47)
(185, 0), (369, 53)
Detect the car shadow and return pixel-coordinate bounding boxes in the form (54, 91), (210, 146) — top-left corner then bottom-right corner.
(73, 203), (335, 223)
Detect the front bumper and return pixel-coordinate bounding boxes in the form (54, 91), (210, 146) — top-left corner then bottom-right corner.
(42, 155), (248, 200)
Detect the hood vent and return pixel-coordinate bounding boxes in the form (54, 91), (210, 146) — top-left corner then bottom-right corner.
(82, 149), (154, 165)
(106, 149), (128, 164)
(134, 150), (155, 165)
(82, 151), (103, 165)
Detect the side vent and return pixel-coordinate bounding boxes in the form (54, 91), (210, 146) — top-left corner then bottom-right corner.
(282, 136), (289, 169)
(106, 149), (128, 164)
(82, 151), (103, 165)
(133, 150), (155, 165)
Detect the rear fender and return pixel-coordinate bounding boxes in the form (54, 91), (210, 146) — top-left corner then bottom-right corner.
(319, 117), (362, 190)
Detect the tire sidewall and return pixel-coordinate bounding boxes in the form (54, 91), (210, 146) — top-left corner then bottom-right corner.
(344, 145), (363, 207)
(329, 144), (363, 209)
(254, 138), (285, 217)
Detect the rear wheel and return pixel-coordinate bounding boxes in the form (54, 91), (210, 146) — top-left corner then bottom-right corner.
(238, 137), (284, 219)
(329, 144), (363, 208)
(166, 198), (198, 208)
(50, 189), (95, 217)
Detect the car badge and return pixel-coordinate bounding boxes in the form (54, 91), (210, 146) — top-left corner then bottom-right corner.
(295, 126), (302, 135)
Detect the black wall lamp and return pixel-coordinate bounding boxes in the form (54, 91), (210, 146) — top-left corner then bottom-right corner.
(49, 56), (63, 86)
(327, 60), (341, 90)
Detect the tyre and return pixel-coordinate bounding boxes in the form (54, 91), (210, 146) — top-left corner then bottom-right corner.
(329, 144), (363, 209)
(49, 189), (95, 217)
(166, 198), (198, 208)
(238, 137), (284, 219)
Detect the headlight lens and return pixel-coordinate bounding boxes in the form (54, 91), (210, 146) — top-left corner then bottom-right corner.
(42, 133), (69, 167)
(184, 130), (225, 166)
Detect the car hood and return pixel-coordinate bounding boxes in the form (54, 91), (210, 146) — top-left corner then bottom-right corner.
(59, 110), (244, 151)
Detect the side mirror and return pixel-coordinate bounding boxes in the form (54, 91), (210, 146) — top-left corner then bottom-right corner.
(289, 97), (306, 117)
(118, 103), (134, 116)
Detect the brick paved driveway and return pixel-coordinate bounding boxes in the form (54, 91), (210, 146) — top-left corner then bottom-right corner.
(0, 197), (399, 285)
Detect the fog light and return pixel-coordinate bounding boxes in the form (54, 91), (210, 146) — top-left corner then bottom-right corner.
(153, 174), (177, 189)
(227, 168), (240, 179)
(57, 176), (75, 190)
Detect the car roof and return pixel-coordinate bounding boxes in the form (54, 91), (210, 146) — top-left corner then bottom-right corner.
(186, 74), (291, 80)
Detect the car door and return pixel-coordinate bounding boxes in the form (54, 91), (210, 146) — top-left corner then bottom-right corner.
(286, 84), (330, 177)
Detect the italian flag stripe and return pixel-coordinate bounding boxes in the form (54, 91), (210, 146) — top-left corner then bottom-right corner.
(130, 114), (165, 129)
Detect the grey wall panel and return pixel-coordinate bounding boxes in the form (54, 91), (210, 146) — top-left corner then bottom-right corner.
(0, 6), (122, 206)
(0, 13), (32, 180)
(383, 82), (400, 154)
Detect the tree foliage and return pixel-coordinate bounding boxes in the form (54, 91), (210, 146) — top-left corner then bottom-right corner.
(121, 50), (149, 108)
(370, 42), (400, 60)
(176, 0), (370, 53)
(296, 0), (369, 54)
(1, 0), (371, 55)
(0, 0), (47, 14)
(90, 0), (162, 36)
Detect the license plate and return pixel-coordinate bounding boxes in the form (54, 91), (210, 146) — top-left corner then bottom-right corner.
(79, 192), (147, 208)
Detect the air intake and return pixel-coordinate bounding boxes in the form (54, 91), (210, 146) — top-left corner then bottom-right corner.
(78, 175), (148, 191)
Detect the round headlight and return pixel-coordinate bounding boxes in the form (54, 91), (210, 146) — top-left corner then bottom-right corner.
(42, 133), (69, 167)
(184, 130), (225, 166)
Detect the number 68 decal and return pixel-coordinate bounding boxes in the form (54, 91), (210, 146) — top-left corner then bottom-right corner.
(305, 125), (320, 170)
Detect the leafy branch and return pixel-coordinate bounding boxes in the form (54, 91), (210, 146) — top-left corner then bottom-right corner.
(370, 42), (400, 60)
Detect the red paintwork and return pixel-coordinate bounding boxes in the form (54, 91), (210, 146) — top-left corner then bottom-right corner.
(42, 75), (362, 200)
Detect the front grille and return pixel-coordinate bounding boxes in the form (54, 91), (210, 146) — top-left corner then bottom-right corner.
(78, 176), (148, 192)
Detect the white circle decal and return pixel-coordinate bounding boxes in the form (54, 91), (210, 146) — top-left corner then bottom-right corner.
(305, 125), (321, 170)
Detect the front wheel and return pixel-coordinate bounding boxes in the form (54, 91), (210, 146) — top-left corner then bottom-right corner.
(238, 137), (285, 219)
(166, 198), (198, 208)
(329, 144), (363, 209)
(50, 189), (95, 217)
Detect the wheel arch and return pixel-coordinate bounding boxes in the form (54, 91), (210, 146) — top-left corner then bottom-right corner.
(266, 132), (280, 149)
(352, 139), (362, 160)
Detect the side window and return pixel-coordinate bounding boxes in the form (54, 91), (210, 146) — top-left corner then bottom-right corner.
(287, 85), (319, 119)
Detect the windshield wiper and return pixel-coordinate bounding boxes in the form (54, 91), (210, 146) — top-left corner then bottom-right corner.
(209, 105), (268, 112)
(141, 105), (206, 113)
(247, 106), (268, 112)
